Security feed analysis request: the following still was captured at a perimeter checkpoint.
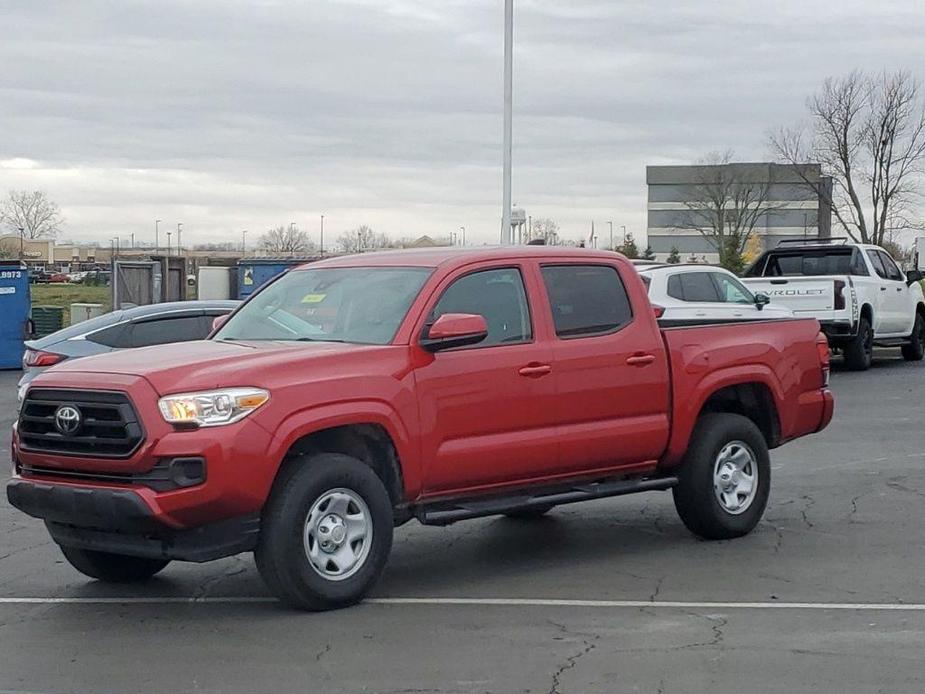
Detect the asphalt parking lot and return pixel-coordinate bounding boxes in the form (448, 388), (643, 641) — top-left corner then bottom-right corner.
(2, 357), (925, 694)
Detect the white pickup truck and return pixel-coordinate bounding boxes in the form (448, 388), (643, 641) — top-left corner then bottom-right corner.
(742, 240), (925, 370)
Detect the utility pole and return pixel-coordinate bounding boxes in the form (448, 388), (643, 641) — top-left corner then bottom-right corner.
(177, 223), (183, 255)
(608, 221), (613, 250)
(460, 226), (466, 246)
(18, 226), (24, 260)
(166, 231), (172, 256)
(500, 0), (514, 245)
(320, 215), (325, 256)
(131, 232), (135, 249)
(241, 230), (247, 258)
(155, 219), (161, 255)
(621, 225), (627, 245)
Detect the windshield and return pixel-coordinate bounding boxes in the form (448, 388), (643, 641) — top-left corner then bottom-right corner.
(215, 267), (432, 345)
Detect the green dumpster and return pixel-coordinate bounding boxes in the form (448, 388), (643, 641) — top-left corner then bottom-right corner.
(31, 305), (65, 338)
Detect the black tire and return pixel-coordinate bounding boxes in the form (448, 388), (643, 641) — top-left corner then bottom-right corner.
(843, 316), (873, 371)
(255, 453), (393, 611)
(901, 313), (925, 361)
(672, 413), (770, 541)
(504, 506), (554, 520)
(59, 546), (169, 583)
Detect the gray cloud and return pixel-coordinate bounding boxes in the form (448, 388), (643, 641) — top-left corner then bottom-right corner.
(1, 0), (923, 246)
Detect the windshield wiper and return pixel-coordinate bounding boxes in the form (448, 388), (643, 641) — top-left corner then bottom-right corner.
(294, 337), (349, 343)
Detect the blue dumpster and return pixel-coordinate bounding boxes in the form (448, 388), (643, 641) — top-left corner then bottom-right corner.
(0, 261), (31, 369)
(236, 258), (318, 300)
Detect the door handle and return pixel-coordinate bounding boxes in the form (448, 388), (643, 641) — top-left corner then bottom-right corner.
(897, 287), (903, 292)
(626, 353), (656, 366)
(881, 287), (887, 291)
(518, 364), (552, 377)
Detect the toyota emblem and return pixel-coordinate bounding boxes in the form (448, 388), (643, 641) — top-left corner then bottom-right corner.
(54, 405), (82, 435)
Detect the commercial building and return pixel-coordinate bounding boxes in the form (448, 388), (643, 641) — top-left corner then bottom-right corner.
(646, 163), (833, 262)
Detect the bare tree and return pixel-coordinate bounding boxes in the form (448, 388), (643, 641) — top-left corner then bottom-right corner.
(336, 225), (394, 254)
(0, 190), (64, 239)
(770, 70), (925, 246)
(259, 225), (314, 255)
(673, 151), (784, 272)
(530, 218), (560, 245)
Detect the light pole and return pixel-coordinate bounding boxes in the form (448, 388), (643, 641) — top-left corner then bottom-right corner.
(131, 232), (135, 249)
(608, 221), (613, 250)
(500, 0), (514, 244)
(621, 225), (627, 245)
(460, 226), (466, 246)
(320, 215), (325, 256)
(241, 230), (248, 258)
(166, 231), (172, 256)
(155, 219), (161, 255)
(176, 223), (183, 255)
(17, 226), (24, 260)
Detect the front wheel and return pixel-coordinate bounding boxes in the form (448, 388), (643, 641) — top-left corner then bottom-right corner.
(255, 453), (393, 611)
(902, 313), (925, 361)
(672, 413), (770, 540)
(59, 546), (169, 583)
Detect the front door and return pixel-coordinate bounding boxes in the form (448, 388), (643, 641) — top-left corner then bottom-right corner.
(412, 264), (558, 496)
(876, 251), (916, 335)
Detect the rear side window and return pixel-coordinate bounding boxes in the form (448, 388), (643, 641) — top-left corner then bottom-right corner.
(866, 251), (888, 279)
(131, 315), (210, 348)
(432, 268), (532, 347)
(667, 272), (721, 302)
(86, 323), (131, 348)
(877, 251), (903, 281)
(541, 265), (632, 337)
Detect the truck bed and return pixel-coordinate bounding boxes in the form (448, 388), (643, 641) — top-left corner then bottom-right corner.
(658, 317), (830, 467)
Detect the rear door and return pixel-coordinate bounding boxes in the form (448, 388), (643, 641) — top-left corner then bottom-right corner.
(538, 261), (670, 473)
(876, 251), (915, 335)
(412, 263), (559, 494)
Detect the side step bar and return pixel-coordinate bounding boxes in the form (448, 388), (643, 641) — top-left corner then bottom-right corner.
(416, 476), (678, 526)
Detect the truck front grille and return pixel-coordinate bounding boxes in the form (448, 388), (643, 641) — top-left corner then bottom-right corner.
(18, 389), (144, 458)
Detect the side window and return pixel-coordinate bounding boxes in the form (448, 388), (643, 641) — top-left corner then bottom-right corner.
(131, 316), (208, 348)
(878, 251), (903, 281)
(432, 268), (532, 347)
(667, 274), (683, 300)
(541, 264), (632, 338)
(711, 273), (754, 304)
(675, 272), (722, 302)
(850, 251), (870, 276)
(867, 250), (888, 279)
(86, 323), (131, 348)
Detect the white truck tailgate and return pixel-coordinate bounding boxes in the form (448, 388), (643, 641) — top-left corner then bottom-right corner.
(740, 277), (837, 315)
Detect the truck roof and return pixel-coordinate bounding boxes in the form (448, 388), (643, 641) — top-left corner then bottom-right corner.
(294, 246), (626, 270)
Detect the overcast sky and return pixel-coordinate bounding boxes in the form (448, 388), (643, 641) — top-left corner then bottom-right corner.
(1, 0), (924, 248)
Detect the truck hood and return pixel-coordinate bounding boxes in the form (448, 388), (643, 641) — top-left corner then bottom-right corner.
(39, 339), (389, 395)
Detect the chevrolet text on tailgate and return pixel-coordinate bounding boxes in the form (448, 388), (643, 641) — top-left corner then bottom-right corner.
(7, 248), (834, 610)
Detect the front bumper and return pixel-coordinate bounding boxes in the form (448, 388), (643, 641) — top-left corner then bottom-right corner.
(7, 479), (261, 562)
(9, 372), (278, 559)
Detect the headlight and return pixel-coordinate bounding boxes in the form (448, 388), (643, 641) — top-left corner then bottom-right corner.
(158, 387), (269, 427)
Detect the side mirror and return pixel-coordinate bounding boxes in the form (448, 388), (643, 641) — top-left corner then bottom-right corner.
(211, 314), (229, 332)
(754, 293), (770, 311)
(421, 313), (488, 352)
(906, 269), (923, 285)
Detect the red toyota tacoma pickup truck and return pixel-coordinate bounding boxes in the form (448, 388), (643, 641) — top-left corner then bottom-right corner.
(8, 247), (833, 610)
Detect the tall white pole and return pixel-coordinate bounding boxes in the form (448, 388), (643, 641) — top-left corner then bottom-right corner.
(501, 0), (513, 245)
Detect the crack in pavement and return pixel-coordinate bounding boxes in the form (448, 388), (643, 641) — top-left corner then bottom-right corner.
(191, 559), (248, 601)
(546, 620), (599, 694)
(649, 575), (665, 602)
(315, 643), (331, 662)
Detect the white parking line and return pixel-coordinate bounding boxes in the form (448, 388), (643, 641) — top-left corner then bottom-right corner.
(0, 596), (923, 611)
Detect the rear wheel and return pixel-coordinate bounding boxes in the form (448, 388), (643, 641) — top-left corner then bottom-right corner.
(843, 316), (873, 371)
(59, 546), (169, 583)
(255, 453), (393, 611)
(672, 413), (770, 540)
(901, 313), (925, 361)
